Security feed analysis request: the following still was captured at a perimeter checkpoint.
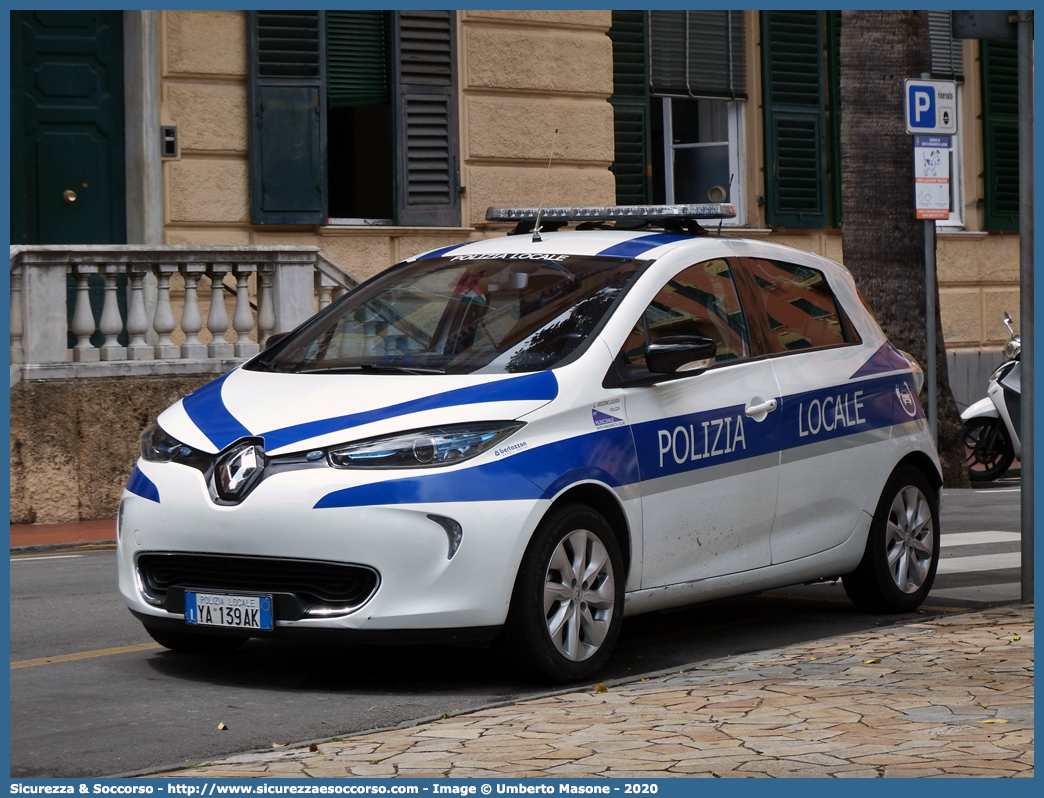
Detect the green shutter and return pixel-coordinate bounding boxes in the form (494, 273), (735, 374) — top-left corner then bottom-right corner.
(326, 11), (390, 108)
(609, 10), (650, 205)
(981, 40), (1019, 230)
(248, 11), (327, 225)
(826, 10), (842, 228)
(761, 11), (827, 229)
(393, 10), (460, 226)
(648, 11), (746, 99)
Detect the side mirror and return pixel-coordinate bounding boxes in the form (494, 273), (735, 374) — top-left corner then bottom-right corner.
(646, 335), (716, 375)
(263, 331), (290, 350)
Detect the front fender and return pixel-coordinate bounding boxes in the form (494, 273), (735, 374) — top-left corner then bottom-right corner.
(961, 396), (999, 421)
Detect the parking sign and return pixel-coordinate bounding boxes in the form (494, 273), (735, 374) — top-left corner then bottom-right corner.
(904, 79), (957, 135)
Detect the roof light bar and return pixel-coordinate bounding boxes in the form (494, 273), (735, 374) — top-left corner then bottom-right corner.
(486, 204), (737, 224)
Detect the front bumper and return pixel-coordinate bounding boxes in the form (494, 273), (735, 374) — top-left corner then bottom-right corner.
(117, 459), (547, 634)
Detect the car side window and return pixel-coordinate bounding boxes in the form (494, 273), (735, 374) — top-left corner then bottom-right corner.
(621, 258), (750, 368)
(744, 258), (851, 352)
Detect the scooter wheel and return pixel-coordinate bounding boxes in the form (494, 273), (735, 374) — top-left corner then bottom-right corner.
(963, 417), (1014, 481)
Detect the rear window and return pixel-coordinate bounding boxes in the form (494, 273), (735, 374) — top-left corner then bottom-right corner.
(744, 258), (853, 352)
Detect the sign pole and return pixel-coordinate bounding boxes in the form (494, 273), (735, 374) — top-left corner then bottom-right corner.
(924, 217), (938, 443)
(908, 74), (954, 441)
(1017, 10), (1033, 602)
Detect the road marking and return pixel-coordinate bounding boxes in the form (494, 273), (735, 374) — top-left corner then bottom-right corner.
(936, 552), (1021, 574)
(10, 554), (84, 562)
(11, 642), (162, 670)
(941, 531), (1021, 547)
(931, 582), (1021, 603)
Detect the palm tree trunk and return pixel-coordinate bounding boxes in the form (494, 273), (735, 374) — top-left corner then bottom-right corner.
(839, 10), (970, 488)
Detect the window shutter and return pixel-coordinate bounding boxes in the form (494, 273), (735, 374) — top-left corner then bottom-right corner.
(928, 11), (963, 81)
(248, 11), (327, 225)
(326, 11), (390, 108)
(649, 11), (746, 99)
(981, 40), (1019, 230)
(393, 10), (460, 227)
(826, 10), (842, 228)
(609, 10), (651, 204)
(761, 11), (827, 229)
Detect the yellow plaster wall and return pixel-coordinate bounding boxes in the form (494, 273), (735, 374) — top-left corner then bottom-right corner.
(158, 10), (616, 282)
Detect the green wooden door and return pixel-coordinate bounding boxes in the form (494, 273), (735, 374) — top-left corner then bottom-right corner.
(12, 10), (126, 244)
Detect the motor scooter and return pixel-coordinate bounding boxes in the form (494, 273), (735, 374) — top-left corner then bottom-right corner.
(961, 312), (1021, 481)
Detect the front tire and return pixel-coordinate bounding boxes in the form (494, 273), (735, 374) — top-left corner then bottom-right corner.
(963, 416), (1014, 481)
(843, 465), (940, 613)
(501, 503), (624, 683)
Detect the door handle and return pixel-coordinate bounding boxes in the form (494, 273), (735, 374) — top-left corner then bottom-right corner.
(745, 398), (778, 417)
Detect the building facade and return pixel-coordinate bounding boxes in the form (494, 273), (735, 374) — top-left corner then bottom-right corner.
(8, 9), (1026, 524)
(11, 9), (1022, 354)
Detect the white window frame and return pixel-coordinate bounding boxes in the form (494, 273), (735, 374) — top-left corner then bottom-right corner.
(936, 85), (964, 228)
(661, 97), (746, 225)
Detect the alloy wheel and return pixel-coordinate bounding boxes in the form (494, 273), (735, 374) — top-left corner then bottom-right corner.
(542, 528), (616, 662)
(884, 485), (934, 593)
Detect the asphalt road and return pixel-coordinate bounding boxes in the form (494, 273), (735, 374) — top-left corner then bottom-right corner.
(9, 483), (1024, 778)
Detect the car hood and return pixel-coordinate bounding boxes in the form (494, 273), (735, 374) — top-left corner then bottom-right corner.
(157, 368), (560, 456)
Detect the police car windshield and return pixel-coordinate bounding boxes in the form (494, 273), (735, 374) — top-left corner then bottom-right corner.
(250, 254), (645, 376)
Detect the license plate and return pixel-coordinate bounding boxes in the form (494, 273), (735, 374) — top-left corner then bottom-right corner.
(185, 591), (273, 630)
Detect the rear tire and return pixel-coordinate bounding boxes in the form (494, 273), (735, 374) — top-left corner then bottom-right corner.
(144, 625), (249, 655)
(500, 503), (624, 684)
(963, 417), (1014, 482)
(843, 465), (939, 613)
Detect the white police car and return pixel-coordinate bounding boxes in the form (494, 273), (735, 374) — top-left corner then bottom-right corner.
(119, 204), (942, 682)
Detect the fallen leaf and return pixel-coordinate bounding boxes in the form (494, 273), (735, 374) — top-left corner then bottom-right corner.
(862, 658), (881, 664)
(308, 743), (323, 753)
(272, 743), (288, 748)
(595, 683), (609, 694)
(1010, 636), (1021, 642)
(978, 719), (1009, 724)
(810, 657), (817, 661)
(217, 722), (228, 731)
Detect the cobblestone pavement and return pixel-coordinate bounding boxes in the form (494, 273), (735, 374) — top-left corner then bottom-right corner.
(153, 603), (1033, 779)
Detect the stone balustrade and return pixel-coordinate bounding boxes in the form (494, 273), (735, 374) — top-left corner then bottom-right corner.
(9, 245), (357, 387)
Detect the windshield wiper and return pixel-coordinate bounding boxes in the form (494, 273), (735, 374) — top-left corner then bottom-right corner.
(297, 363), (446, 375)
(249, 358), (280, 372)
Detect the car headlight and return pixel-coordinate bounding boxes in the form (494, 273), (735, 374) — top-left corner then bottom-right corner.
(328, 422), (525, 469)
(140, 421), (190, 462)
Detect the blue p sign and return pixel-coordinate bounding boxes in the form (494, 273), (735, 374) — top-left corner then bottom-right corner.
(910, 89), (935, 128)
(904, 79), (957, 135)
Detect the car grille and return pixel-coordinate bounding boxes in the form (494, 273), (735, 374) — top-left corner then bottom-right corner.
(137, 552), (379, 613)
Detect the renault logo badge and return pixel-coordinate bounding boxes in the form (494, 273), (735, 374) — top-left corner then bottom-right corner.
(218, 444), (260, 497)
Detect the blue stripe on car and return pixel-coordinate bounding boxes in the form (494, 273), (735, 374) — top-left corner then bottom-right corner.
(314, 374), (918, 509)
(850, 342), (914, 379)
(314, 426), (638, 509)
(261, 371), (560, 451)
(630, 374), (911, 480)
(596, 233), (687, 259)
(126, 466), (160, 503)
(182, 372), (253, 450)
